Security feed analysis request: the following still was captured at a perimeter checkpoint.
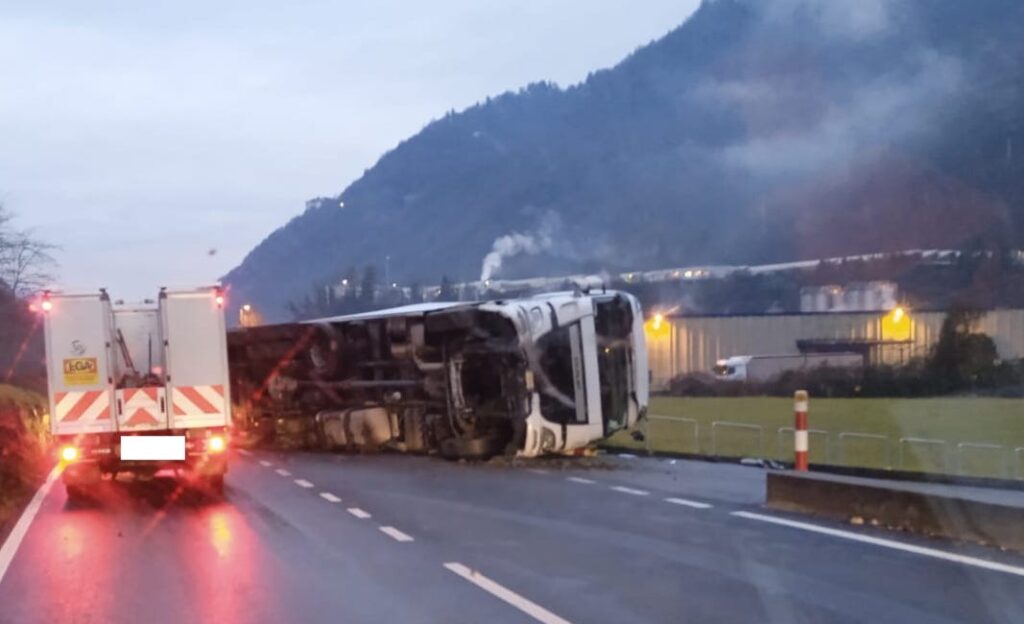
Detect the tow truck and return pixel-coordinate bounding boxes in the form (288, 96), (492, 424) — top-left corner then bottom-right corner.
(41, 286), (232, 501)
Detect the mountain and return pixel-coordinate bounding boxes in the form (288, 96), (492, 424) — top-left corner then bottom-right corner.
(223, 0), (1024, 321)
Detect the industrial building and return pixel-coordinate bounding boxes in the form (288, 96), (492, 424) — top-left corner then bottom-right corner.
(645, 308), (1024, 389)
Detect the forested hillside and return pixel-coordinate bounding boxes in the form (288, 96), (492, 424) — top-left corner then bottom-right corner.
(224, 0), (1024, 321)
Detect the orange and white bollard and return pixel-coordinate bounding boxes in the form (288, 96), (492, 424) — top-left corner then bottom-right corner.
(794, 390), (809, 471)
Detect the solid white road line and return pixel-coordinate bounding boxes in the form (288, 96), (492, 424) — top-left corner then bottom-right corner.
(732, 511), (1024, 578)
(664, 497), (712, 509)
(444, 562), (572, 624)
(611, 486), (649, 496)
(237, 449), (252, 456)
(566, 477), (596, 485)
(0, 465), (62, 586)
(379, 526), (414, 542)
(275, 468), (291, 477)
(259, 460), (273, 467)
(319, 492), (342, 503)
(347, 507), (372, 519)
(294, 479), (314, 488)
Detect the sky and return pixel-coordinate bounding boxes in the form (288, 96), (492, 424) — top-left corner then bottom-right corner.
(0, 0), (699, 300)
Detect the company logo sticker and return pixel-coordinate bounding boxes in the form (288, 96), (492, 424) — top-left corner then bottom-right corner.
(63, 357), (99, 386)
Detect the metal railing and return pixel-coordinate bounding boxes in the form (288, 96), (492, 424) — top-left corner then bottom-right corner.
(837, 432), (891, 469)
(898, 437), (950, 473)
(646, 415), (699, 454)
(955, 442), (1009, 479)
(634, 415), (1024, 480)
(711, 421), (763, 457)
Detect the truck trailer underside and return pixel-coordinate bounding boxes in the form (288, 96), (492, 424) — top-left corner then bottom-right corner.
(229, 305), (532, 458)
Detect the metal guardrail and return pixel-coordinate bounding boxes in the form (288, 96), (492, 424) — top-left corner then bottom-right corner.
(898, 437), (949, 473)
(638, 415), (1024, 481)
(711, 421), (763, 457)
(955, 442), (1009, 479)
(776, 427), (830, 462)
(646, 415), (699, 454)
(837, 432), (891, 469)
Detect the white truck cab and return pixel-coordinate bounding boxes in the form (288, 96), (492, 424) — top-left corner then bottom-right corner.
(502, 291), (649, 456)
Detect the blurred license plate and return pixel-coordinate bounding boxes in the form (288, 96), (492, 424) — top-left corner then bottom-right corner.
(120, 436), (185, 461)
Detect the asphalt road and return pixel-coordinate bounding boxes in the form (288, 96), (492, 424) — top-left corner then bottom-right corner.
(1, 451), (1023, 624)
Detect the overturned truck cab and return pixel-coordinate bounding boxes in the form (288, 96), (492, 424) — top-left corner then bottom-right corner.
(228, 291), (649, 459)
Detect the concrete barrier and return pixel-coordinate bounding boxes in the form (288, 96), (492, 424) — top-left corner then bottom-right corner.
(766, 471), (1024, 552)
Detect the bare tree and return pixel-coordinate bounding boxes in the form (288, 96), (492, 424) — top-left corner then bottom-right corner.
(0, 204), (56, 297)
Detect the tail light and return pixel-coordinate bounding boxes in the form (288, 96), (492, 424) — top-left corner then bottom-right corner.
(35, 290), (53, 311)
(207, 435), (226, 453)
(61, 446), (79, 462)
(214, 289), (225, 308)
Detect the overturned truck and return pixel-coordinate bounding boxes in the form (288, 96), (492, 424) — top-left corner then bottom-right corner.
(228, 291), (649, 459)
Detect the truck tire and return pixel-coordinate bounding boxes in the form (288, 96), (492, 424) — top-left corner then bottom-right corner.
(206, 475), (225, 498)
(439, 436), (501, 460)
(65, 484), (90, 506)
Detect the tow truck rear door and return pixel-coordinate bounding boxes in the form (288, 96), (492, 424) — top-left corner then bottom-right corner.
(112, 307), (169, 432)
(160, 287), (231, 429)
(44, 293), (117, 436)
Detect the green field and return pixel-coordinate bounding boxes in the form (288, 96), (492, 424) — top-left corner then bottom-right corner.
(605, 396), (1024, 479)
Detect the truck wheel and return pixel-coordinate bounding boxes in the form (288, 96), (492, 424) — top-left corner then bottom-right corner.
(65, 484), (90, 506)
(206, 475), (225, 498)
(439, 436), (501, 460)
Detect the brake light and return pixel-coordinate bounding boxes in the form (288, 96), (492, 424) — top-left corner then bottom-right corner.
(61, 446), (79, 462)
(214, 288), (225, 308)
(208, 435), (226, 453)
(41, 300), (53, 312)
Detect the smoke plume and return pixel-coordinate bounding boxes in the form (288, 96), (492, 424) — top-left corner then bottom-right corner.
(479, 211), (561, 282)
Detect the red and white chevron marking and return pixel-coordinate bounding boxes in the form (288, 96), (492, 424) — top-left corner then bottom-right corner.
(118, 387), (164, 428)
(53, 390), (111, 423)
(172, 385), (225, 418)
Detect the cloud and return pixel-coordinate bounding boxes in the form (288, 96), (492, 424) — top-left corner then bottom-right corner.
(0, 1), (699, 298)
(712, 47), (963, 178)
(761, 0), (891, 39)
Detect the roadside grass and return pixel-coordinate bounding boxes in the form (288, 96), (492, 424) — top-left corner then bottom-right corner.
(605, 396), (1024, 479)
(0, 384), (49, 540)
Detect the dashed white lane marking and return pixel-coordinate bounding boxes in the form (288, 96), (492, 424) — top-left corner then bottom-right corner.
(320, 492), (342, 503)
(347, 507), (372, 519)
(275, 468), (291, 477)
(732, 511), (1024, 579)
(237, 449), (252, 456)
(379, 526), (414, 542)
(665, 497), (712, 509)
(259, 460), (273, 467)
(444, 562), (572, 624)
(566, 477), (596, 485)
(294, 479), (314, 488)
(611, 485), (649, 496)
(0, 465), (62, 586)
(528, 469), (551, 476)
